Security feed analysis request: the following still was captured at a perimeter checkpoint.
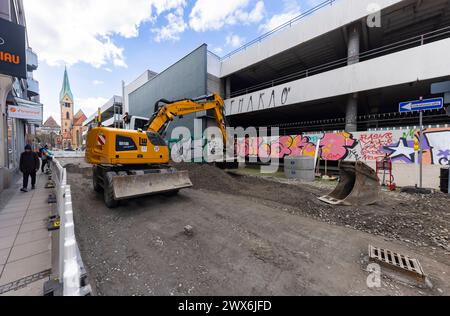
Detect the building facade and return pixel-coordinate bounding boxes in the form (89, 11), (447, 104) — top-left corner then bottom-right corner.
(127, 0), (450, 133)
(59, 68), (86, 149)
(127, 45), (222, 139)
(0, 0), (42, 192)
(36, 116), (60, 149)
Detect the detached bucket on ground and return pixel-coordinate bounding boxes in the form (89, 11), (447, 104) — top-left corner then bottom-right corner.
(319, 161), (381, 206)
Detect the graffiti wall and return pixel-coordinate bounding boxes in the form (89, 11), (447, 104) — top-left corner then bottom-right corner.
(235, 128), (450, 165)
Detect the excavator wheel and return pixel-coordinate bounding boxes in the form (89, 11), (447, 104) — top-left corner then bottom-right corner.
(104, 172), (119, 209)
(92, 167), (102, 193)
(163, 190), (180, 197)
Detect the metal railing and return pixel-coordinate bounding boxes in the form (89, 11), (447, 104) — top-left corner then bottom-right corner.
(51, 159), (91, 296)
(229, 25), (450, 98)
(221, 0), (338, 61)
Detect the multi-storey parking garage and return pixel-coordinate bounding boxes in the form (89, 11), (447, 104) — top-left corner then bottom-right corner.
(127, 0), (450, 136)
(219, 0), (450, 133)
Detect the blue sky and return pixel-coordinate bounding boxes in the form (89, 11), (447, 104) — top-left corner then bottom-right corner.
(23, 0), (323, 124)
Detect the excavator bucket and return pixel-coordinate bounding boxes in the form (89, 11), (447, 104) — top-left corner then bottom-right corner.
(111, 169), (193, 200)
(318, 161), (381, 206)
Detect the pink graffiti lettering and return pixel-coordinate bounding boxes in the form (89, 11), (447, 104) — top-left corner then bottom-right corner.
(320, 133), (356, 161)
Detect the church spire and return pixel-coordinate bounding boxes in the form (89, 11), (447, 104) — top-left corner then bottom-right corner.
(59, 66), (74, 103)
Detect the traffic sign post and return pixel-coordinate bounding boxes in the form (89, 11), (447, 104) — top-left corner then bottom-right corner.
(414, 137), (419, 188)
(419, 111), (423, 189)
(399, 97), (444, 188)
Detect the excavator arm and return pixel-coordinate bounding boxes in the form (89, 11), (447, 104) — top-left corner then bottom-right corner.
(146, 94), (228, 147)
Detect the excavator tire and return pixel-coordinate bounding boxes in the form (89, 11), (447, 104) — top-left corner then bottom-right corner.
(92, 167), (102, 193)
(163, 190), (180, 197)
(104, 172), (119, 209)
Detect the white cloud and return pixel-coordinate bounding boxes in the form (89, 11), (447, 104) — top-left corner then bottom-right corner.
(23, 0), (186, 68)
(226, 34), (245, 48)
(153, 6), (187, 42)
(189, 0), (265, 32)
(213, 47), (223, 55)
(260, 0), (301, 33)
(92, 80), (104, 86)
(75, 97), (110, 117)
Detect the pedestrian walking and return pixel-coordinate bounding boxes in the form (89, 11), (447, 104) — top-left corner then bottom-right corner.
(40, 144), (51, 173)
(20, 144), (40, 192)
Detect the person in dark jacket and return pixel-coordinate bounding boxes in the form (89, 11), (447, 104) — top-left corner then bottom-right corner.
(20, 144), (40, 192)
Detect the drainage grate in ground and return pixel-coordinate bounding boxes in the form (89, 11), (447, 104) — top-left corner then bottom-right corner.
(369, 245), (425, 280)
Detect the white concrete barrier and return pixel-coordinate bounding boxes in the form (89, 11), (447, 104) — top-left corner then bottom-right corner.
(53, 151), (85, 159)
(51, 159), (91, 296)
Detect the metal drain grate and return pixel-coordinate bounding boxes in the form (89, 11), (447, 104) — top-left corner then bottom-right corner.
(369, 245), (425, 280)
(0, 269), (51, 295)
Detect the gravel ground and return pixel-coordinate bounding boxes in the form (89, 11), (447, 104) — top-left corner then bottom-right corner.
(184, 164), (450, 255)
(61, 160), (450, 296)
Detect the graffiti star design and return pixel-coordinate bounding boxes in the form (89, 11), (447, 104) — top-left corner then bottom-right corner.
(384, 138), (415, 163)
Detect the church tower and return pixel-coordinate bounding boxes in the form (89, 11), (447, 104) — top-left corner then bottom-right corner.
(60, 67), (74, 148)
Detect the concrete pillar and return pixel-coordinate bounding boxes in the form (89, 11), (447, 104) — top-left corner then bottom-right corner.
(345, 23), (361, 132)
(225, 77), (231, 99)
(0, 76), (13, 168)
(346, 93), (358, 132)
(347, 23), (361, 65)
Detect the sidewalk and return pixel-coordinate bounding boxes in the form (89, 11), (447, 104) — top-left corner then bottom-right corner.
(0, 172), (53, 296)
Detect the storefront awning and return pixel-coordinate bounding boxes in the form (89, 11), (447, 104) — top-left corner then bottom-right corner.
(8, 97), (43, 124)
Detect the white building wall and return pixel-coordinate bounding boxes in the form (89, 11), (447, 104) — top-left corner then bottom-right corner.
(225, 38), (450, 115)
(123, 70), (157, 114)
(220, 0), (403, 77)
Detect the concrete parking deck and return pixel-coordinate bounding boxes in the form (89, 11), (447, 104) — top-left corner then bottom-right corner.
(0, 173), (52, 296)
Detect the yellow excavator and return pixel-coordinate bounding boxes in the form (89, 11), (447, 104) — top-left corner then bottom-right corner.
(85, 94), (228, 208)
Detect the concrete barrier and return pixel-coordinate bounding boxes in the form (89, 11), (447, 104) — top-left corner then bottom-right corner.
(49, 159), (92, 296)
(284, 157), (315, 182)
(53, 151), (85, 159)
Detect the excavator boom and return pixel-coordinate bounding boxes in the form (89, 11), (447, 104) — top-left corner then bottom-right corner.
(147, 94), (227, 147)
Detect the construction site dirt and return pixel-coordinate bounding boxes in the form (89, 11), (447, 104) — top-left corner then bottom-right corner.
(60, 159), (450, 296)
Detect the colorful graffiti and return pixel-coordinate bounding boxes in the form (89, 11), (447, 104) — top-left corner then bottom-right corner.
(235, 128), (450, 165)
(169, 128), (450, 165)
(235, 133), (356, 161)
(359, 132), (394, 161)
(320, 132), (356, 161)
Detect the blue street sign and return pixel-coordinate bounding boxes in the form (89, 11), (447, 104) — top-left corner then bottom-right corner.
(399, 98), (444, 113)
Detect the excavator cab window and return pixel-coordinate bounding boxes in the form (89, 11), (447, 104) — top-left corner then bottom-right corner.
(147, 132), (167, 146)
(116, 135), (138, 152)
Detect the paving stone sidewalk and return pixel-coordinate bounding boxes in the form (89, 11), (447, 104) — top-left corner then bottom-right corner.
(0, 173), (53, 296)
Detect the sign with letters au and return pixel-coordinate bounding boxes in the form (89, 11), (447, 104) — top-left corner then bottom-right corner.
(0, 18), (26, 79)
